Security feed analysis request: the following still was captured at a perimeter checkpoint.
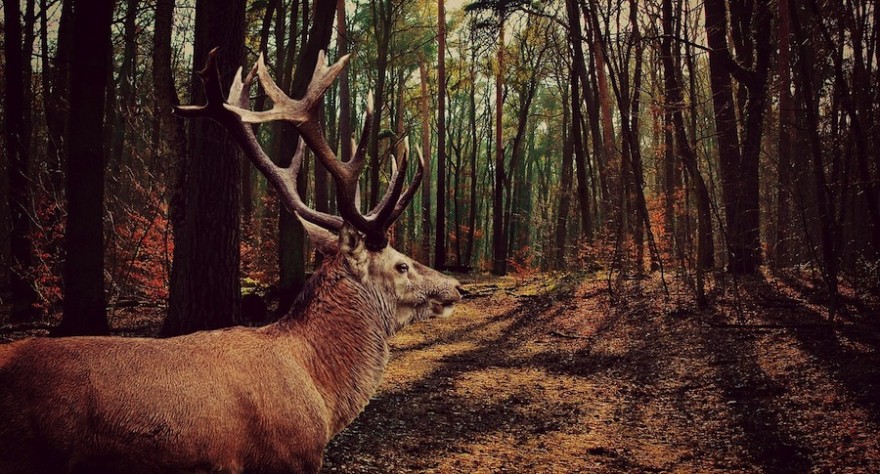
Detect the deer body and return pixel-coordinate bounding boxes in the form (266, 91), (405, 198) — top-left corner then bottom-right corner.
(1, 247), (458, 473)
(0, 50), (462, 473)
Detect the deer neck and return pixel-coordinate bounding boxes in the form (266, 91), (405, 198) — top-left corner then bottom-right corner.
(275, 263), (395, 435)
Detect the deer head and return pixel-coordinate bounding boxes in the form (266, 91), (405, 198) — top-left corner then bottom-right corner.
(176, 48), (461, 332)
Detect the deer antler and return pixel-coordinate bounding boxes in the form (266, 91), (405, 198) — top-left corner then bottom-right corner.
(176, 49), (422, 251)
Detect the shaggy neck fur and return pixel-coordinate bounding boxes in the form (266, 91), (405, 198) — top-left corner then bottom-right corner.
(272, 254), (396, 436)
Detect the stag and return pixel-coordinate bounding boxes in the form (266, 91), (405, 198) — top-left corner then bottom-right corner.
(0, 50), (461, 473)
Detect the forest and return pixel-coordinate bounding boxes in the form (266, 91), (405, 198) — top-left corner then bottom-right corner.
(1, 0), (880, 471)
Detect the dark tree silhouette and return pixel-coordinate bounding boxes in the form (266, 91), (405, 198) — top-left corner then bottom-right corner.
(163, 0), (246, 336)
(55, 0), (116, 336)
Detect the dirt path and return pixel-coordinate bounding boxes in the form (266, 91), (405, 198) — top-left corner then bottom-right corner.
(322, 274), (880, 473)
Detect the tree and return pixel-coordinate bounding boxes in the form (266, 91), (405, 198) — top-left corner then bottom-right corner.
(703, 0), (771, 273)
(774, 0), (794, 268)
(154, 0), (188, 312)
(163, 0), (246, 336)
(275, 0), (338, 316)
(563, 0), (592, 242)
(337, 0), (352, 166)
(435, 0), (448, 270)
(3, 0), (37, 321)
(661, 0), (713, 304)
(419, 56), (433, 264)
(55, 0), (116, 336)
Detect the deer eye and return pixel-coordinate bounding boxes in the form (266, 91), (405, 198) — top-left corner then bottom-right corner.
(395, 263), (409, 274)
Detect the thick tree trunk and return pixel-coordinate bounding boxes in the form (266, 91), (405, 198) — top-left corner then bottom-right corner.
(587, 6), (616, 222)
(55, 0), (116, 336)
(163, 0), (245, 336)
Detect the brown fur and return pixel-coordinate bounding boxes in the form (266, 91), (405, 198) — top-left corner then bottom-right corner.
(0, 229), (460, 473)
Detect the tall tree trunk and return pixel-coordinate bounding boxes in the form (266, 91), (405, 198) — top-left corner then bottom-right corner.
(419, 58), (433, 264)
(465, 42), (478, 267)
(154, 0), (189, 321)
(774, 0), (793, 268)
(55, 0), (116, 336)
(704, 0), (765, 273)
(110, 0), (139, 200)
(790, 0), (839, 316)
(276, 0), (338, 315)
(21, 0), (35, 164)
(368, 1), (392, 208)
(491, 18), (507, 275)
(435, 0), (448, 269)
(163, 0), (245, 336)
(3, 0), (37, 321)
(243, 0), (280, 225)
(807, 0), (880, 257)
(44, 0), (73, 194)
(663, 0), (713, 304)
(586, 3), (616, 222)
(337, 0), (352, 164)
(555, 77), (574, 268)
(565, 0), (593, 241)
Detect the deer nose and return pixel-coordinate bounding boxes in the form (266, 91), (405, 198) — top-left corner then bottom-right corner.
(454, 285), (467, 300)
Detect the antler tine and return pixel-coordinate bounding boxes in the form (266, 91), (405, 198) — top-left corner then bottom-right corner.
(183, 49), (424, 251)
(174, 47), (225, 118)
(344, 91), (373, 176)
(174, 49), (322, 232)
(368, 141), (409, 227)
(366, 136), (406, 219)
(287, 138), (344, 231)
(387, 140), (425, 224)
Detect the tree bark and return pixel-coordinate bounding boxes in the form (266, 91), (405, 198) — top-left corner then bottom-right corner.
(587, 4), (616, 222)
(55, 0), (116, 336)
(163, 0), (245, 336)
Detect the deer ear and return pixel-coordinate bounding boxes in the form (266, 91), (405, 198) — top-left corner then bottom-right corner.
(339, 222), (367, 265)
(296, 216), (338, 255)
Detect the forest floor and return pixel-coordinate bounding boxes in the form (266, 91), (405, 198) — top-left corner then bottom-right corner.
(2, 270), (879, 473)
(322, 271), (880, 473)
